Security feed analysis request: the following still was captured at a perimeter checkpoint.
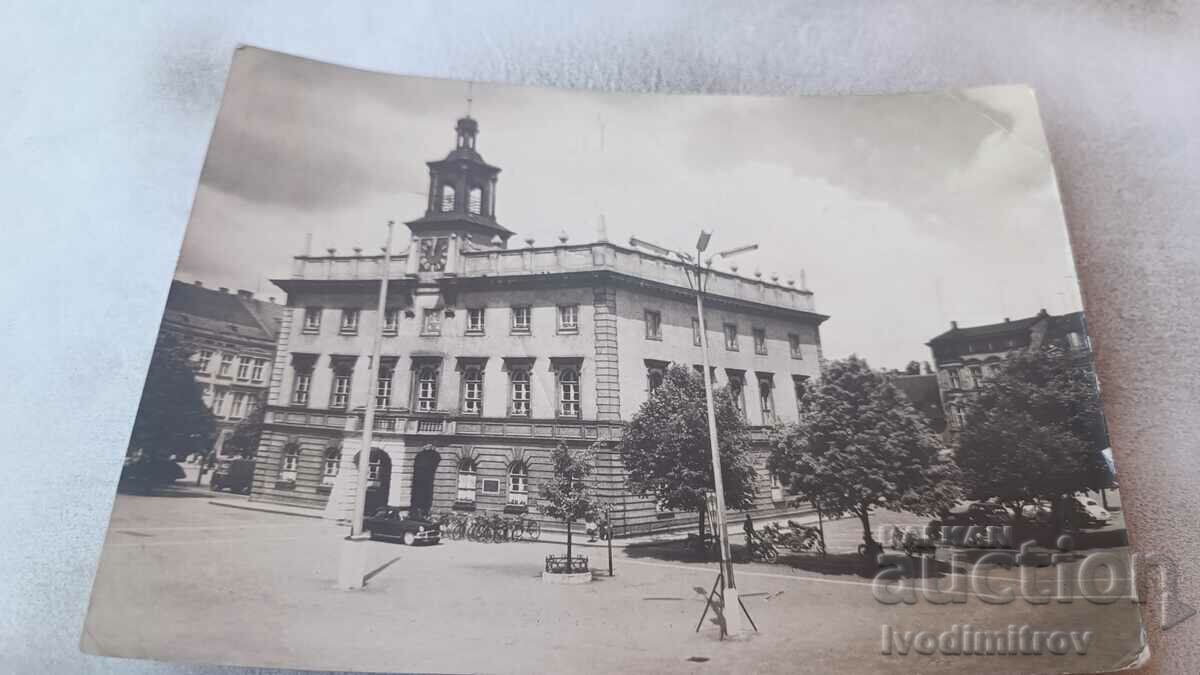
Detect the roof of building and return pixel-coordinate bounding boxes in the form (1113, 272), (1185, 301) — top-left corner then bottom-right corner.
(163, 280), (284, 344)
(927, 310), (1084, 345)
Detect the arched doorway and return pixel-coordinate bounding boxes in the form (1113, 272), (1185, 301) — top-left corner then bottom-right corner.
(410, 448), (441, 517)
(354, 448), (392, 516)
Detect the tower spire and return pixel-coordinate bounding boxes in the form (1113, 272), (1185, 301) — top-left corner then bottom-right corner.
(466, 81), (474, 118)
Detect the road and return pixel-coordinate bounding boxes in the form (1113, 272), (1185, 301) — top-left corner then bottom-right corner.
(82, 489), (1146, 674)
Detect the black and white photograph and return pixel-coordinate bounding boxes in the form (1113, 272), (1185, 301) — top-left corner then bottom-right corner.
(80, 46), (1143, 674)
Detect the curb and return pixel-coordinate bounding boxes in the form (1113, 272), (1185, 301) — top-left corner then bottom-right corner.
(208, 499), (325, 520)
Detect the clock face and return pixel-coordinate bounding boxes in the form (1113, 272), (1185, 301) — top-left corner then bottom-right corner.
(418, 237), (449, 272)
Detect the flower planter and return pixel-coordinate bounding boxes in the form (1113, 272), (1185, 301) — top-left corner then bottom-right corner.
(542, 554), (591, 584)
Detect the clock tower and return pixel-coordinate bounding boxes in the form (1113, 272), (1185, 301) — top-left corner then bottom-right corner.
(405, 116), (514, 263)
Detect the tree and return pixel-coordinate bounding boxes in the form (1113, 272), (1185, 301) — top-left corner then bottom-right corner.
(539, 442), (598, 565)
(904, 361), (922, 375)
(955, 346), (1110, 526)
(768, 356), (960, 552)
(128, 332), (216, 460)
(224, 394), (265, 457)
(621, 365), (757, 538)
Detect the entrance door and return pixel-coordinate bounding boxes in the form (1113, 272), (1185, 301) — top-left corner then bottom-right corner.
(410, 449), (441, 516)
(363, 448), (392, 516)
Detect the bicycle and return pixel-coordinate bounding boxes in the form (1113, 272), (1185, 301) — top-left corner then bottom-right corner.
(746, 532), (779, 564)
(512, 515), (541, 541)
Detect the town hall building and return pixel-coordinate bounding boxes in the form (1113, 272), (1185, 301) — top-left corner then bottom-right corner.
(249, 115), (828, 536)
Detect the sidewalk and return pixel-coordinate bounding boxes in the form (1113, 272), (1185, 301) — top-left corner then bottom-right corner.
(208, 494), (326, 520)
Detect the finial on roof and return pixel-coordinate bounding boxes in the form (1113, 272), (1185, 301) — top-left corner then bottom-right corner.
(754, 268), (762, 279)
(524, 236), (536, 248)
(730, 263), (739, 274)
(353, 247), (362, 256)
(787, 279), (795, 287)
(770, 273), (779, 283)
(597, 214), (608, 242)
(327, 248), (336, 256)
(558, 229), (569, 244)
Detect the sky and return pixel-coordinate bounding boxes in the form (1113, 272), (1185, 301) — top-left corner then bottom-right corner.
(177, 46), (1083, 370)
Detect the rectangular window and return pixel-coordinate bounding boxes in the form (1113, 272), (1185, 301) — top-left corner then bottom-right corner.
(383, 308), (400, 336)
(202, 384), (213, 407)
(250, 358), (267, 382)
(789, 333), (803, 359)
(195, 349), (214, 372)
(457, 461), (477, 502)
(303, 307), (322, 333)
(753, 328), (767, 355)
(330, 373), (352, 409)
(340, 309), (359, 334)
(375, 369), (393, 408)
(793, 375), (808, 417)
(212, 389), (227, 416)
(508, 466), (529, 506)
(230, 392), (246, 419)
(757, 374), (775, 424)
(322, 451), (340, 487)
(558, 366), (581, 418)
(414, 365), (440, 412)
(726, 370), (746, 416)
(948, 368), (962, 389)
(466, 308), (486, 334)
(217, 353), (234, 377)
(644, 310), (662, 340)
(558, 304), (579, 332)
(969, 365), (984, 388)
(236, 356), (252, 381)
(510, 367), (531, 416)
(480, 478), (502, 496)
(511, 306), (531, 333)
(462, 366), (484, 415)
(724, 323), (739, 351)
(292, 371), (312, 406)
(692, 318), (702, 346)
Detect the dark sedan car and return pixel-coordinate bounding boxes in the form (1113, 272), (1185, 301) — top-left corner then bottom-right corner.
(364, 507), (441, 545)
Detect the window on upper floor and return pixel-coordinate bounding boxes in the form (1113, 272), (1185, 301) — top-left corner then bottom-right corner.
(440, 184), (456, 212)
(558, 304), (579, 333)
(511, 306), (531, 333)
(644, 310), (662, 340)
(303, 307), (322, 333)
(195, 349), (214, 372)
(218, 353), (234, 377)
(414, 364), (439, 412)
(558, 366), (581, 418)
(292, 370), (312, 406)
(724, 323), (739, 351)
(230, 392), (246, 419)
(789, 333), (803, 359)
(509, 366), (531, 417)
(753, 328), (767, 355)
(466, 308), (486, 334)
(375, 365), (394, 409)
(947, 368), (962, 390)
(646, 362), (666, 392)
(212, 389), (227, 416)
(726, 370), (746, 416)
(236, 356), (252, 381)
(250, 358), (267, 383)
(757, 373), (775, 424)
(330, 371), (353, 409)
(968, 365), (984, 388)
(340, 309), (359, 335)
(383, 308), (400, 336)
(792, 374), (809, 418)
(461, 365), (484, 415)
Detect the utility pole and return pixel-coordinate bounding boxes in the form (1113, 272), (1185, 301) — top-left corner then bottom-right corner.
(338, 220), (395, 590)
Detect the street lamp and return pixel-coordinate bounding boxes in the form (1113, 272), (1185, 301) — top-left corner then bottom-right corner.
(629, 232), (758, 637)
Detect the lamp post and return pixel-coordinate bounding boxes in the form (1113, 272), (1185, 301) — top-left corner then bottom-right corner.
(629, 231), (758, 636)
(338, 220), (395, 590)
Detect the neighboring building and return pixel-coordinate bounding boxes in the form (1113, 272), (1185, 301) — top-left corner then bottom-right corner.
(888, 373), (946, 436)
(926, 309), (1091, 436)
(249, 115), (828, 536)
(160, 280), (285, 458)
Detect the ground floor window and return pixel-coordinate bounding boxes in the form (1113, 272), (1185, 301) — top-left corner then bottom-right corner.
(279, 444), (300, 482)
(508, 462), (529, 506)
(322, 447), (340, 487)
(457, 458), (477, 502)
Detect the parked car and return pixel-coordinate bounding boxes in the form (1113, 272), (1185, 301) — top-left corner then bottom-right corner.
(119, 456), (186, 493)
(1072, 495), (1112, 526)
(933, 501), (1014, 527)
(210, 458), (255, 494)
(364, 507), (441, 545)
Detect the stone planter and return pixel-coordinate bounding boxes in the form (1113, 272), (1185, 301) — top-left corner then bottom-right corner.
(542, 554), (591, 584)
(541, 570), (593, 584)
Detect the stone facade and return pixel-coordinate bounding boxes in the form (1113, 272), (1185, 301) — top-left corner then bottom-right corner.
(249, 115), (828, 536)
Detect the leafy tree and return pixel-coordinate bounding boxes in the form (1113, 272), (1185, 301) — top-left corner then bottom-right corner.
(621, 365), (757, 538)
(956, 346), (1110, 526)
(128, 332), (216, 460)
(224, 393), (265, 457)
(539, 442), (598, 565)
(904, 361), (922, 375)
(768, 356), (960, 552)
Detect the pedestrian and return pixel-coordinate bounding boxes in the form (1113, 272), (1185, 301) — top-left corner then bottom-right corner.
(743, 513), (756, 557)
(585, 517), (598, 542)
